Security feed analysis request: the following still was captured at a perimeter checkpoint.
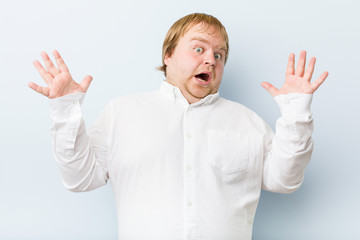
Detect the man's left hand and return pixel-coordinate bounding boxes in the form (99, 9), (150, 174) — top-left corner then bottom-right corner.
(261, 50), (329, 96)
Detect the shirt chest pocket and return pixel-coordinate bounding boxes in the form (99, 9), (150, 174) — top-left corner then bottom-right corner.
(207, 130), (250, 180)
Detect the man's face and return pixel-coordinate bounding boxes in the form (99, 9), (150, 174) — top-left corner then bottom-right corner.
(164, 23), (226, 104)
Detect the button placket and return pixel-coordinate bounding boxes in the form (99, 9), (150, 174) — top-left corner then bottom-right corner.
(183, 108), (197, 239)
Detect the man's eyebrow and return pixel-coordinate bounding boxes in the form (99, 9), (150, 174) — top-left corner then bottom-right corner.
(191, 37), (227, 52)
(191, 37), (210, 44)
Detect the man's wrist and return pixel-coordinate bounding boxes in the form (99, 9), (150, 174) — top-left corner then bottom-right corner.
(49, 92), (86, 122)
(274, 93), (313, 116)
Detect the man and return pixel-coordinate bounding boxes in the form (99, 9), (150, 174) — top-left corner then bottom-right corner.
(29, 13), (328, 240)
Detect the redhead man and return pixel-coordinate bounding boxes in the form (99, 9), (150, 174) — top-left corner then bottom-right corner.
(29, 13), (328, 240)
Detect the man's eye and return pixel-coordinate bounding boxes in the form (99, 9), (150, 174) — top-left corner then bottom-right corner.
(195, 47), (203, 53)
(215, 53), (221, 59)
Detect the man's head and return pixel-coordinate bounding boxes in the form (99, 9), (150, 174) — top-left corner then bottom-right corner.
(159, 13), (229, 75)
(159, 13), (229, 104)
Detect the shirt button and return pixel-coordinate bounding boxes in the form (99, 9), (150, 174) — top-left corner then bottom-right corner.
(186, 165), (192, 171)
(186, 133), (192, 138)
(187, 201), (192, 206)
(284, 98), (290, 104)
(73, 101), (78, 105)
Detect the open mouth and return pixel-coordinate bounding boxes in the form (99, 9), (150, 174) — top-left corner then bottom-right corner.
(195, 73), (210, 82)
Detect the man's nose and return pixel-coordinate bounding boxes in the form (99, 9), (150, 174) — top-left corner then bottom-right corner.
(204, 51), (216, 67)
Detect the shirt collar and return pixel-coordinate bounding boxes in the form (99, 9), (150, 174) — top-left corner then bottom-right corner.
(160, 81), (219, 107)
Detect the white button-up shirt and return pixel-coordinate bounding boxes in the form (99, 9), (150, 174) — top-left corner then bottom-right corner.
(49, 81), (314, 240)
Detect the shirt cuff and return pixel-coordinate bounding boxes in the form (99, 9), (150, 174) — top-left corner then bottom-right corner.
(274, 93), (313, 116)
(49, 93), (86, 122)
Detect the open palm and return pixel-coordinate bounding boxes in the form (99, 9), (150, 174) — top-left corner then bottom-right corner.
(28, 50), (92, 99)
(261, 50), (329, 96)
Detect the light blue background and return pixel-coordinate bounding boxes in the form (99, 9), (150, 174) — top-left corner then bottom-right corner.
(1, 0), (359, 239)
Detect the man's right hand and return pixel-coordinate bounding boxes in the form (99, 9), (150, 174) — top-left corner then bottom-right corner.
(28, 50), (92, 99)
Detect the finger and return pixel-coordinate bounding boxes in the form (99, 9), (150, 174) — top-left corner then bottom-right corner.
(33, 60), (53, 85)
(261, 81), (279, 96)
(303, 57), (316, 82)
(40, 51), (59, 76)
(80, 75), (93, 92)
(286, 53), (295, 76)
(311, 71), (328, 92)
(295, 50), (307, 77)
(28, 82), (50, 97)
(53, 50), (69, 73)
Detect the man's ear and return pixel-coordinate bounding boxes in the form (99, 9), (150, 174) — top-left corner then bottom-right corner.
(164, 49), (173, 65)
(164, 54), (171, 65)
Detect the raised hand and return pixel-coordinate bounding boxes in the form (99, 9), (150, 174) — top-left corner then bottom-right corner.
(28, 50), (92, 99)
(261, 50), (328, 96)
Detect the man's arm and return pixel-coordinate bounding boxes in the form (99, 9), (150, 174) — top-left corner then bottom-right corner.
(29, 51), (108, 192)
(260, 51), (328, 193)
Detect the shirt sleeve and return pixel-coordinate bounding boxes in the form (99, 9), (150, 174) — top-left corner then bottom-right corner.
(261, 93), (314, 193)
(49, 93), (109, 192)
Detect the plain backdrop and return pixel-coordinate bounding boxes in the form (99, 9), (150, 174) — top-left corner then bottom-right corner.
(1, 0), (359, 239)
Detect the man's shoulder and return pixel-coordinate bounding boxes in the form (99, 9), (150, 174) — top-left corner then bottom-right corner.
(109, 89), (161, 107)
(215, 97), (272, 133)
(216, 97), (255, 114)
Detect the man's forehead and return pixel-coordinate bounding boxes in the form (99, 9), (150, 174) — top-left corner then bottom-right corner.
(184, 23), (226, 49)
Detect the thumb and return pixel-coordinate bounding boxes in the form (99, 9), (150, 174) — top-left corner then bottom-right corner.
(80, 75), (93, 92)
(261, 81), (279, 97)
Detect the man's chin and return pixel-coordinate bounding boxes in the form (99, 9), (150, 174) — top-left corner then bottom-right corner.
(188, 88), (212, 100)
